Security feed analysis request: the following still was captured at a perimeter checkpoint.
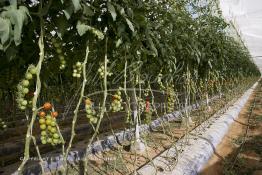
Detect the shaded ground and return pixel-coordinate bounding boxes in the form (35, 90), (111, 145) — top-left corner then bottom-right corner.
(201, 82), (262, 175)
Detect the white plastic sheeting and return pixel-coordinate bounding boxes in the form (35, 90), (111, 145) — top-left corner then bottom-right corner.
(137, 82), (258, 175)
(219, 0), (262, 72)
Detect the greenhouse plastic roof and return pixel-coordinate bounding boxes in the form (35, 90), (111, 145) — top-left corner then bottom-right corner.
(220, 0), (262, 72)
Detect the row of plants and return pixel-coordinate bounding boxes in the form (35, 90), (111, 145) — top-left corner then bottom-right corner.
(0, 0), (260, 174)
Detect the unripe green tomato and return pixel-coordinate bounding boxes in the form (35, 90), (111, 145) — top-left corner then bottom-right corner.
(76, 62), (82, 67)
(41, 139), (47, 144)
(21, 100), (27, 106)
(20, 106), (26, 110)
(29, 67), (37, 75)
(61, 60), (66, 64)
(93, 118), (97, 124)
(51, 121), (56, 127)
(25, 73), (33, 80)
(40, 124), (46, 130)
(17, 84), (23, 91)
(45, 119), (52, 125)
(41, 130), (47, 136)
(41, 136), (46, 140)
(53, 138), (59, 144)
(76, 74), (81, 78)
(22, 80), (30, 87)
(48, 125), (52, 131)
(22, 88), (29, 94)
(47, 138), (52, 143)
(39, 118), (45, 124)
(51, 127), (57, 133)
(53, 133), (59, 139)
(86, 109), (92, 114)
(46, 115), (52, 119)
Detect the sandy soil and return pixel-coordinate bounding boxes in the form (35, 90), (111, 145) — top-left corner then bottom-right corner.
(200, 86), (262, 175)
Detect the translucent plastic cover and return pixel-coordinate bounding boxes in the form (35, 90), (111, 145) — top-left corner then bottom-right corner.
(220, 0), (262, 72)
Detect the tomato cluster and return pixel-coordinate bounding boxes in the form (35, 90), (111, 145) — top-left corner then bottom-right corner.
(98, 63), (112, 79)
(110, 89), (123, 112)
(85, 98), (97, 124)
(72, 61), (82, 78)
(16, 65), (37, 110)
(38, 102), (62, 145)
(51, 37), (66, 70)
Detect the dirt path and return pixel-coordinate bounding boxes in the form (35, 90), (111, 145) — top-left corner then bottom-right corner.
(200, 83), (262, 175)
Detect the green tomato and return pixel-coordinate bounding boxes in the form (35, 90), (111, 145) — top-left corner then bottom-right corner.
(25, 72), (33, 80)
(41, 140), (47, 144)
(45, 119), (52, 125)
(20, 106), (26, 110)
(47, 138), (52, 143)
(22, 88), (29, 94)
(17, 84), (23, 91)
(86, 109), (92, 114)
(93, 118), (97, 124)
(48, 125), (52, 131)
(39, 118), (45, 124)
(76, 62), (82, 67)
(53, 133), (59, 139)
(41, 130), (47, 136)
(46, 115), (52, 119)
(29, 67), (37, 75)
(22, 80), (30, 87)
(40, 124), (46, 130)
(51, 127), (57, 133)
(21, 100), (28, 106)
(53, 139), (59, 144)
(50, 121), (56, 127)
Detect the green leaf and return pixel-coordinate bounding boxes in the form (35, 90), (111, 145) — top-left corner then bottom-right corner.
(55, 16), (68, 38)
(83, 5), (94, 16)
(116, 38), (122, 48)
(63, 5), (74, 19)
(76, 21), (104, 40)
(72, 0), (81, 12)
(0, 17), (11, 46)
(1, 5), (30, 46)
(125, 18), (134, 32)
(107, 2), (117, 21)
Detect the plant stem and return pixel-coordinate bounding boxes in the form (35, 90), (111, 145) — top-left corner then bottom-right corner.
(84, 37), (108, 174)
(17, 17), (45, 174)
(63, 44), (90, 173)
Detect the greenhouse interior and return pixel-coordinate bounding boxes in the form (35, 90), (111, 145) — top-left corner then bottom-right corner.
(0, 0), (261, 175)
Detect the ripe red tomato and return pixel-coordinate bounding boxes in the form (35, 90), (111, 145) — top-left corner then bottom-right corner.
(43, 102), (52, 110)
(51, 111), (58, 118)
(39, 111), (46, 118)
